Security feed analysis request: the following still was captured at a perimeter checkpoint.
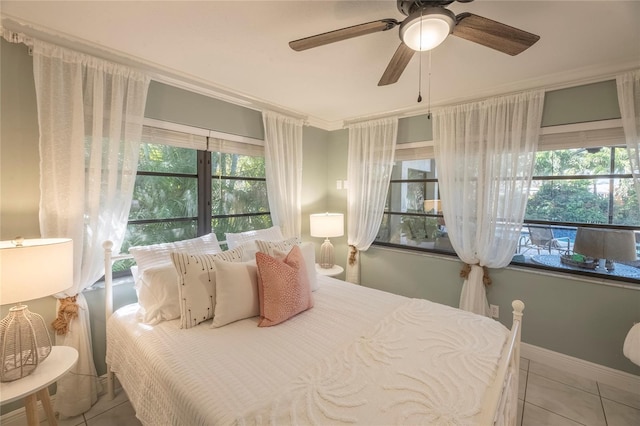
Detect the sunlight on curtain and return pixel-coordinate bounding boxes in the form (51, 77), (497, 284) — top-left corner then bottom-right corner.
(346, 118), (398, 284)
(617, 69), (640, 206)
(262, 110), (304, 239)
(32, 40), (149, 417)
(434, 90), (544, 316)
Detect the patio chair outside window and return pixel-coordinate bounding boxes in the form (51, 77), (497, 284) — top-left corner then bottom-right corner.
(526, 225), (571, 255)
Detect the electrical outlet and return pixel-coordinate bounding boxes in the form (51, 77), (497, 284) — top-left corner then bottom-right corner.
(490, 304), (499, 319)
(336, 180), (342, 190)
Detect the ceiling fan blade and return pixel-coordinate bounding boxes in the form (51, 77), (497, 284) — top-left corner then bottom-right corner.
(453, 13), (540, 56)
(378, 42), (415, 86)
(289, 19), (398, 51)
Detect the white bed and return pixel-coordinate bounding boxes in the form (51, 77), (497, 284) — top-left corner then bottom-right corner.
(103, 241), (524, 426)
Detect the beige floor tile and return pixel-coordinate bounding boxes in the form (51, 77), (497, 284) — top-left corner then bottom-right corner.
(529, 360), (599, 394)
(47, 415), (87, 426)
(517, 399), (524, 426)
(522, 402), (584, 426)
(526, 373), (606, 426)
(519, 369), (527, 400)
(83, 387), (130, 421)
(85, 401), (141, 426)
(599, 382), (640, 410)
(602, 398), (640, 426)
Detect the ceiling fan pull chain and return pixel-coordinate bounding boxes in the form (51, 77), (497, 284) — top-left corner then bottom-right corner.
(417, 52), (423, 103)
(427, 50), (432, 119)
(417, 8), (423, 103)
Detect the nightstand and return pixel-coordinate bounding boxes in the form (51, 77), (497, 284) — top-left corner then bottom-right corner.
(0, 345), (79, 426)
(315, 264), (344, 277)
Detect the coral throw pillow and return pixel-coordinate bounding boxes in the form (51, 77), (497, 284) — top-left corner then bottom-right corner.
(255, 245), (313, 327)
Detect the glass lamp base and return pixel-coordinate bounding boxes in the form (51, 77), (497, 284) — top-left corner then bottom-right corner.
(318, 238), (335, 269)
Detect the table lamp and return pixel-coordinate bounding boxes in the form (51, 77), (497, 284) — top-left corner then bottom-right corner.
(0, 237), (73, 382)
(573, 228), (637, 272)
(310, 213), (344, 269)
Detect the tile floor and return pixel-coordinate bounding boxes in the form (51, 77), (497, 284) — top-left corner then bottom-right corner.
(3, 357), (639, 425)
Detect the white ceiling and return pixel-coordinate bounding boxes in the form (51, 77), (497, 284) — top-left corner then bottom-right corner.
(2, 1), (640, 130)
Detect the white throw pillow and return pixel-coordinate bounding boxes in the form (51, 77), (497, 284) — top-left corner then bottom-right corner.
(170, 247), (244, 329)
(135, 265), (181, 325)
(224, 226), (284, 250)
(130, 233), (222, 273)
(211, 260), (260, 328)
(273, 242), (318, 292)
(255, 237), (300, 256)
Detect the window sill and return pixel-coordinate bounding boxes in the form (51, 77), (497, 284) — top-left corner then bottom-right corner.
(371, 242), (640, 291)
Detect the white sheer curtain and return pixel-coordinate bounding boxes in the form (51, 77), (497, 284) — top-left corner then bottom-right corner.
(346, 118), (398, 284)
(433, 90), (544, 316)
(262, 110), (304, 238)
(32, 40), (149, 417)
(617, 69), (640, 203)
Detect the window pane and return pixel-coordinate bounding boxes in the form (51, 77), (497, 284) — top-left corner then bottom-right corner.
(122, 221), (197, 251)
(212, 153), (266, 178)
(131, 175), (198, 220)
(391, 159), (436, 180)
(615, 146), (633, 174)
(388, 181), (441, 213)
(613, 178), (640, 225)
(212, 179), (269, 216)
(526, 179), (611, 224)
(137, 144), (197, 174)
(375, 213), (451, 250)
(533, 148), (612, 177)
(212, 214), (272, 242)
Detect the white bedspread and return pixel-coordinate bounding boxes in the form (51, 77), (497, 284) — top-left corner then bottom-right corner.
(107, 276), (509, 426)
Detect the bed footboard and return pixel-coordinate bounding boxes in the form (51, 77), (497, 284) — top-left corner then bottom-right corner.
(103, 240), (131, 400)
(479, 300), (525, 425)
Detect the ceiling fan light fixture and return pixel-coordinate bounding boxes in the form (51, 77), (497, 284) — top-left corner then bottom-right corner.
(400, 7), (455, 52)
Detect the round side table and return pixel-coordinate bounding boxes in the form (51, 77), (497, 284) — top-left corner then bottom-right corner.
(315, 264), (344, 278)
(1, 345), (79, 426)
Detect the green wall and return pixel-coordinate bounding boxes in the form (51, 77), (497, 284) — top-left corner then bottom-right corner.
(394, 79), (622, 144)
(145, 81), (265, 139)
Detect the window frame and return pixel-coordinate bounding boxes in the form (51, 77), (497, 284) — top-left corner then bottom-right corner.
(113, 121), (269, 276)
(374, 120), (640, 285)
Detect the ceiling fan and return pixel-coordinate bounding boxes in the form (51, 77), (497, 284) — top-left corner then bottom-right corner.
(289, 0), (540, 86)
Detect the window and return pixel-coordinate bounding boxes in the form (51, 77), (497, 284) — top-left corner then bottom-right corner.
(375, 125), (640, 283)
(211, 151), (271, 241)
(113, 124), (270, 272)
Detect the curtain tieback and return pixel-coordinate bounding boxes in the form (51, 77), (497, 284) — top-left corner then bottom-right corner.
(348, 245), (358, 266)
(460, 263), (492, 287)
(52, 295), (79, 335)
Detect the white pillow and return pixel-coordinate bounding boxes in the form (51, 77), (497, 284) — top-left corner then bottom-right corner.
(135, 265), (181, 325)
(130, 233), (222, 273)
(224, 226), (284, 250)
(170, 247), (244, 329)
(274, 242), (318, 292)
(211, 260), (260, 328)
(255, 237), (300, 256)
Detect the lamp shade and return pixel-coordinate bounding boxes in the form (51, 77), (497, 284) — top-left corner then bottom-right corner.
(400, 7), (455, 51)
(573, 228), (637, 262)
(0, 238), (73, 305)
(310, 213), (344, 238)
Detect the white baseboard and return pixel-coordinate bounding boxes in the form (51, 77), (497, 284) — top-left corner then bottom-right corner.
(0, 375), (110, 424)
(521, 342), (640, 394)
